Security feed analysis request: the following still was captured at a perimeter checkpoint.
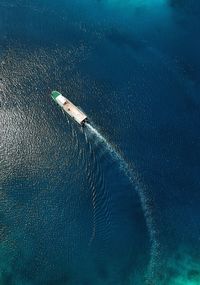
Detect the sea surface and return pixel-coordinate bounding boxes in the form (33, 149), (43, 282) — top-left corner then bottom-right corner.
(0, 1), (200, 284)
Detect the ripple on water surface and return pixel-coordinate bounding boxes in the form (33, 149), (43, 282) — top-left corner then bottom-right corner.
(0, 43), (151, 284)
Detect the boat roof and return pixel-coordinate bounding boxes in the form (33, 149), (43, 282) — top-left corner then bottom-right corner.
(51, 90), (61, 101)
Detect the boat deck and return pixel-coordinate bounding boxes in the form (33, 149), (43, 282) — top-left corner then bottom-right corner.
(63, 100), (87, 124)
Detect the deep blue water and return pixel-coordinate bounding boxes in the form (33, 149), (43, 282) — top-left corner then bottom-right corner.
(0, 1), (200, 284)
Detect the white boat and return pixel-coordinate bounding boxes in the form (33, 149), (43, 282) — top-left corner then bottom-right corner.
(51, 91), (88, 126)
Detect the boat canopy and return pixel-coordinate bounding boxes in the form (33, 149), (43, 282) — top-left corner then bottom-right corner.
(51, 90), (61, 101)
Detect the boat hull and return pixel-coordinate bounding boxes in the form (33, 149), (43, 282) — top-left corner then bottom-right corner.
(51, 91), (88, 126)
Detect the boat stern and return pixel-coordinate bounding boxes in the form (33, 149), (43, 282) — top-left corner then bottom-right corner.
(80, 118), (88, 127)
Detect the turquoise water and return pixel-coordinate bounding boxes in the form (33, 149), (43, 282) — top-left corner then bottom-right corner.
(0, 0), (200, 284)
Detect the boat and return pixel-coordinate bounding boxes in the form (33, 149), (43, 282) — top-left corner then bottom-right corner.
(51, 91), (88, 126)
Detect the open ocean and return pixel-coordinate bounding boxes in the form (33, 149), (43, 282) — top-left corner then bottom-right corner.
(0, 1), (200, 284)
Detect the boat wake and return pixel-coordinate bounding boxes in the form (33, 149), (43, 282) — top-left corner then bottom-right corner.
(85, 122), (160, 280)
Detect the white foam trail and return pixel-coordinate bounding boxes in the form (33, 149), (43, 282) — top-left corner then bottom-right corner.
(85, 123), (160, 280)
(86, 123), (117, 156)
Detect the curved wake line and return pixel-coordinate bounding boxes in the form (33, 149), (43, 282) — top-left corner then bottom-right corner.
(85, 123), (160, 280)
